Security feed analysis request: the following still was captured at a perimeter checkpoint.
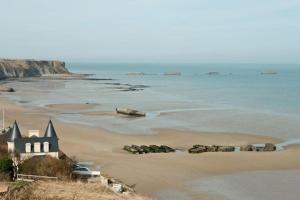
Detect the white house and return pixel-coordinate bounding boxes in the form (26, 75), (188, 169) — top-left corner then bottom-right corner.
(7, 120), (59, 160)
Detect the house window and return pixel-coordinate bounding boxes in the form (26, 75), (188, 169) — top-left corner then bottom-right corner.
(25, 143), (31, 153)
(34, 142), (41, 153)
(44, 142), (49, 153)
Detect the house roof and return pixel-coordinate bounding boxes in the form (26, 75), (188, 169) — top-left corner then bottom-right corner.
(9, 121), (22, 142)
(6, 120), (59, 153)
(44, 120), (58, 138)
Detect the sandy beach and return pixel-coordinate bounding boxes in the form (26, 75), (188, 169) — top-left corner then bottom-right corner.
(1, 93), (300, 199)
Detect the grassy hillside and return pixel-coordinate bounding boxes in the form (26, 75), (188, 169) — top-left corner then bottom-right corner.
(1, 181), (152, 200)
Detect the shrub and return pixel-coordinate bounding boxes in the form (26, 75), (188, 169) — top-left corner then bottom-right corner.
(18, 156), (73, 180)
(0, 157), (13, 180)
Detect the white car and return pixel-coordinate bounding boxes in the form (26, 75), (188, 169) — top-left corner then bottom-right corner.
(72, 166), (101, 176)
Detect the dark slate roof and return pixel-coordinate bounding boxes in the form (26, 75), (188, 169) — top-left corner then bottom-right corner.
(5, 120), (59, 153)
(14, 137), (59, 154)
(44, 120), (58, 138)
(9, 121), (22, 142)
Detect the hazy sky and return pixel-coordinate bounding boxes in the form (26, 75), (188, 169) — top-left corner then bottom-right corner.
(0, 0), (299, 63)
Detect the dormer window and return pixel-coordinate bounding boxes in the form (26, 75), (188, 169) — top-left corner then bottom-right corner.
(34, 142), (41, 153)
(25, 143), (31, 153)
(44, 142), (49, 152)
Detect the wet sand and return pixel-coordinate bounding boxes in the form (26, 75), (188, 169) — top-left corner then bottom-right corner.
(190, 170), (300, 200)
(1, 97), (300, 200)
(80, 111), (116, 117)
(46, 103), (98, 110)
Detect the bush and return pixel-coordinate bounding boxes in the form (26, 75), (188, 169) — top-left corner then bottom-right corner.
(0, 157), (13, 180)
(18, 156), (73, 180)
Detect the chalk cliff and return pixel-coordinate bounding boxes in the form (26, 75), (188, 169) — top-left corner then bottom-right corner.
(0, 59), (69, 79)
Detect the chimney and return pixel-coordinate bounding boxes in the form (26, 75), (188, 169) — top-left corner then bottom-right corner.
(29, 130), (40, 137)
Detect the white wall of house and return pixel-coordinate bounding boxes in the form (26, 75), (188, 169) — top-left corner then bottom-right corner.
(20, 152), (59, 160)
(7, 142), (15, 153)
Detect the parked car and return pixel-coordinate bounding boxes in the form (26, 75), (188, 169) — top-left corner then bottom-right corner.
(72, 166), (100, 176)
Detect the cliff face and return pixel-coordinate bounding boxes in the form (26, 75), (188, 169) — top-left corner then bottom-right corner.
(0, 59), (69, 79)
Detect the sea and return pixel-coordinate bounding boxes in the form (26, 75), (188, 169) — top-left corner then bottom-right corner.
(4, 63), (300, 142)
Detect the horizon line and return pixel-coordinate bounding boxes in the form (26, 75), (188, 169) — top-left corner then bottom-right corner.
(1, 57), (300, 65)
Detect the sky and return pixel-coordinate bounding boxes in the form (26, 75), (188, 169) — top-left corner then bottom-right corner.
(0, 0), (299, 63)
